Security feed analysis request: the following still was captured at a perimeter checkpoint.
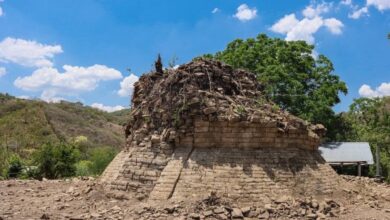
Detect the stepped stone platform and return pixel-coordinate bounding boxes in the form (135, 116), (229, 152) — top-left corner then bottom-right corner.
(101, 58), (339, 204)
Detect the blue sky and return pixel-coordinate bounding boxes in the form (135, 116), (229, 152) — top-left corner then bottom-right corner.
(0, 0), (389, 112)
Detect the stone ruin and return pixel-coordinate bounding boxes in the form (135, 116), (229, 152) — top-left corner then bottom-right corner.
(101, 58), (340, 204)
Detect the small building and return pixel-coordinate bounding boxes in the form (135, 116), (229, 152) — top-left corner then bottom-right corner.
(319, 142), (374, 176)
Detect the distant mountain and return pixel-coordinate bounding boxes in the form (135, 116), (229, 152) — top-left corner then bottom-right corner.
(0, 93), (130, 158)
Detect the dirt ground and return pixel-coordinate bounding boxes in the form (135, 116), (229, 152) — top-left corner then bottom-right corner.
(0, 176), (389, 220)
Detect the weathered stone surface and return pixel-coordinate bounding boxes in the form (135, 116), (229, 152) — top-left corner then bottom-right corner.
(100, 58), (338, 204)
(231, 208), (243, 218)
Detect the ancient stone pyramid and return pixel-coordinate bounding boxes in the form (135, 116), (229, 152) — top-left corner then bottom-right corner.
(101, 58), (340, 204)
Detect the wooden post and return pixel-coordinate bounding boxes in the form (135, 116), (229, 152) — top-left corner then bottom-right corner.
(375, 145), (381, 177)
(357, 162), (361, 176)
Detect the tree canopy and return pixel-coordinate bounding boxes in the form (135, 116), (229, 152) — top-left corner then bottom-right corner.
(344, 97), (390, 181)
(203, 34), (348, 138)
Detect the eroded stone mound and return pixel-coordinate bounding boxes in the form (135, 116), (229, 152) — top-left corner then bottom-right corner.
(101, 58), (338, 204)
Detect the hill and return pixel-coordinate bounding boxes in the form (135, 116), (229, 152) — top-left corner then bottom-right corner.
(0, 93), (130, 158)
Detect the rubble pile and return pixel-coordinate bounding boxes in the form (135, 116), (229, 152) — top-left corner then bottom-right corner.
(101, 58), (336, 203)
(341, 175), (390, 210)
(127, 58), (324, 140)
(132, 193), (345, 220)
(2, 177), (390, 220)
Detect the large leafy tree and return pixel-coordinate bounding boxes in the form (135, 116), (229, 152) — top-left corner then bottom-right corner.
(203, 34), (348, 137)
(346, 97), (390, 181)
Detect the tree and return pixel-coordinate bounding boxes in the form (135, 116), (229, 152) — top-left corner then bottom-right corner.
(346, 97), (390, 181)
(33, 143), (80, 179)
(202, 34), (348, 138)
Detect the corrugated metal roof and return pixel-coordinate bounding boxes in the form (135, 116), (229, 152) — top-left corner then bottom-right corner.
(319, 142), (374, 165)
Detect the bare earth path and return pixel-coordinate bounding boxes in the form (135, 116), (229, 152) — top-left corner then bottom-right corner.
(0, 176), (389, 220)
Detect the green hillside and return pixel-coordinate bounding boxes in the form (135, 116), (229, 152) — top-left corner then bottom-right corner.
(0, 93), (130, 159)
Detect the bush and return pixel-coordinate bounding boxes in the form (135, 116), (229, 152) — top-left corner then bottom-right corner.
(88, 147), (117, 175)
(34, 142), (80, 179)
(0, 147), (9, 177)
(7, 154), (23, 178)
(75, 160), (93, 176)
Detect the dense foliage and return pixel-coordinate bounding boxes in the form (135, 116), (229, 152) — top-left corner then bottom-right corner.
(343, 97), (390, 181)
(203, 34), (348, 139)
(0, 137), (118, 179)
(33, 142), (80, 179)
(0, 93), (128, 158)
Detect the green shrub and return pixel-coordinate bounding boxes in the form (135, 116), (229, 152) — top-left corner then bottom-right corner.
(88, 147), (117, 175)
(0, 147), (9, 177)
(33, 142), (80, 179)
(22, 166), (40, 179)
(75, 160), (93, 176)
(7, 154), (23, 178)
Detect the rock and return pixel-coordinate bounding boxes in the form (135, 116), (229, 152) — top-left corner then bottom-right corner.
(66, 187), (75, 194)
(83, 187), (93, 194)
(203, 210), (213, 217)
(241, 206), (251, 216)
(203, 107), (217, 115)
(231, 208), (243, 218)
(317, 212), (327, 219)
(164, 206), (176, 214)
(275, 195), (290, 204)
(300, 208), (306, 216)
(310, 200), (319, 209)
(151, 134), (160, 143)
(40, 214), (50, 219)
(247, 210), (258, 218)
(217, 213), (228, 220)
(189, 213), (200, 219)
(213, 207), (225, 214)
(306, 213), (317, 219)
(111, 205), (121, 211)
(258, 211), (269, 219)
(90, 212), (101, 218)
(194, 72), (205, 77)
(385, 209), (390, 213)
(264, 204), (273, 212)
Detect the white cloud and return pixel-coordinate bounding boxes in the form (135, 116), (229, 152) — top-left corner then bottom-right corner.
(345, 0), (390, 20)
(234, 4), (257, 21)
(367, 0), (390, 11)
(359, 83), (390, 98)
(270, 14), (299, 34)
(14, 64), (123, 101)
(212, 8), (220, 13)
(118, 73), (139, 97)
(0, 66), (5, 77)
(0, 37), (63, 67)
(270, 3), (343, 44)
(91, 103), (125, 112)
(349, 6), (369, 19)
(285, 17), (324, 43)
(302, 2), (331, 18)
(324, 18), (344, 34)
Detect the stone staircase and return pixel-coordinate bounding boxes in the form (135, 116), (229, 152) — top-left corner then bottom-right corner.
(100, 150), (129, 184)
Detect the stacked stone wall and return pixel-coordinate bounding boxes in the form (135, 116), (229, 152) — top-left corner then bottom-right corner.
(108, 140), (174, 198)
(104, 117), (337, 203)
(150, 147), (338, 204)
(178, 119), (319, 150)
